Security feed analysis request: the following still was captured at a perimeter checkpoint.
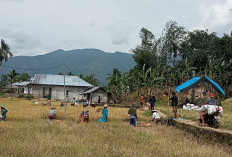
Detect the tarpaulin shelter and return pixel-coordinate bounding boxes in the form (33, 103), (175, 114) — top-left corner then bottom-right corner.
(176, 76), (225, 95)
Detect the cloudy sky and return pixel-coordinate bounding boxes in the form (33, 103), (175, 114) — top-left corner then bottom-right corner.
(0, 0), (231, 56)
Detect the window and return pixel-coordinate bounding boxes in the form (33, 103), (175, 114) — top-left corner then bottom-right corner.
(66, 90), (69, 97)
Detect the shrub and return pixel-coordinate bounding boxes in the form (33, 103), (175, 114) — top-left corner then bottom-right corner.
(26, 94), (34, 100)
(18, 94), (25, 98)
(0, 92), (5, 97)
(4, 88), (12, 93)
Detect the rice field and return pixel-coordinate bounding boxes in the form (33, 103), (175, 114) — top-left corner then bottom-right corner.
(0, 98), (231, 157)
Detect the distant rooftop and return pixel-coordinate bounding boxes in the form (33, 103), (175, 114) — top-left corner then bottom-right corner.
(30, 74), (93, 87)
(83, 86), (103, 94)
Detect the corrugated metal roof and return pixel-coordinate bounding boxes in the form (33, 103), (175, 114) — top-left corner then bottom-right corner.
(30, 74), (93, 87)
(13, 81), (30, 87)
(83, 86), (101, 94)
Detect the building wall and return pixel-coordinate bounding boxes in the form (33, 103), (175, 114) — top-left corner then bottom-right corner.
(88, 89), (107, 103)
(29, 85), (89, 101)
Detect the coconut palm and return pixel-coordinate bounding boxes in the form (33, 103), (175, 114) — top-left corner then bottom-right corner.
(7, 69), (19, 101)
(0, 39), (13, 66)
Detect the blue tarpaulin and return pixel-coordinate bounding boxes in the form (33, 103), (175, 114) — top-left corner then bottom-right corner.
(176, 76), (225, 95)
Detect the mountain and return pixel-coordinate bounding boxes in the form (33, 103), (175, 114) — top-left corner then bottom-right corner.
(1, 49), (136, 85)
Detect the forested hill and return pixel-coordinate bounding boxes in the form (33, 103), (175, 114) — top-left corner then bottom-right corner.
(1, 49), (136, 85)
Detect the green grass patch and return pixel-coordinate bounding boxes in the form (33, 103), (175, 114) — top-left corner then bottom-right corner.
(142, 110), (152, 117)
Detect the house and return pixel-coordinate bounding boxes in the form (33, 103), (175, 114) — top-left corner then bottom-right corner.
(28, 74), (93, 101)
(82, 86), (108, 103)
(13, 81), (30, 94)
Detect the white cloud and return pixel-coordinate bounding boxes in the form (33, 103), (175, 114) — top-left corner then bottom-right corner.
(0, 0), (231, 56)
(198, 0), (232, 35)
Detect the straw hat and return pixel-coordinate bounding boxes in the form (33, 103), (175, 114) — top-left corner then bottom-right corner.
(0, 104), (6, 109)
(103, 104), (108, 108)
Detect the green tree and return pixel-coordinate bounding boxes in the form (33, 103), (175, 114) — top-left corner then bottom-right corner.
(81, 73), (99, 86)
(0, 74), (9, 87)
(17, 73), (30, 82)
(132, 28), (157, 70)
(7, 69), (19, 100)
(0, 39), (13, 67)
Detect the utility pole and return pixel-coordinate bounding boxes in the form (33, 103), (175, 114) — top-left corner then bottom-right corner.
(64, 62), (66, 120)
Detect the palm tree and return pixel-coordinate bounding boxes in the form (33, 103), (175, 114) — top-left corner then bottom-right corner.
(0, 39), (13, 66)
(7, 69), (19, 100)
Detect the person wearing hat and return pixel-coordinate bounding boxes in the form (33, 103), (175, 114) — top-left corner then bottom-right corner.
(48, 107), (56, 119)
(128, 104), (137, 127)
(205, 93), (218, 106)
(80, 110), (89, 123)
(0, 105), (8, 120)
(98, 104), (108, 122)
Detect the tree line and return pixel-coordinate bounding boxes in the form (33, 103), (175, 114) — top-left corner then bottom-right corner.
(106, 21), (232, 101)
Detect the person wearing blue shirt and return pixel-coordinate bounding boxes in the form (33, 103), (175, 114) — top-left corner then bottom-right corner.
(0, 105), (8, 120)
(149, 95), (156, 111)
(98, 104), (108, 122)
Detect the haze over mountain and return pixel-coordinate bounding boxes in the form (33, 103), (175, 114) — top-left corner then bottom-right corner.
(1, 49), (136, 85)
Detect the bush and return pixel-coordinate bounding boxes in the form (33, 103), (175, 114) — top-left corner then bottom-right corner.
(4, 88), (12, 93)
(0, 92), (5, 97)
(18, 94), (25, 98)
(26, 94), (34, 100)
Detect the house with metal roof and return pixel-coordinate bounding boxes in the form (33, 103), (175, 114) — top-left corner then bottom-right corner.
(82, 86), (108, 103)
(28, 74), (93, 101)
(12, 81), (30, 94)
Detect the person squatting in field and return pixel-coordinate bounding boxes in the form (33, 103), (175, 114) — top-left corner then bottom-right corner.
(98, 104), (108, 122)
(0, 105), (8, 120)
(48, 107), (56, 119)
(80, 110), (89, 123)
(128, 104), (137, 127)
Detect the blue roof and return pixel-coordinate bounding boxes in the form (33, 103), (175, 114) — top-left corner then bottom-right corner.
(176, 76), (225, 95)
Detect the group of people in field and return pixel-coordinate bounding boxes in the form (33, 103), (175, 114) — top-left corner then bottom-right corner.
(1, 90), (223, 128)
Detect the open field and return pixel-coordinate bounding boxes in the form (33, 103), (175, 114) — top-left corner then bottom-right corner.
(0, 98), (231, 157)
(156, 98), (232, 130)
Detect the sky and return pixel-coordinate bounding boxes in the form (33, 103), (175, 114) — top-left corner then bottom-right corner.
(0, 0), (232, 56)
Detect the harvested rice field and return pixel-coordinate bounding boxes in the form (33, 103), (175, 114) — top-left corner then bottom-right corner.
(0, 98), (231, 157)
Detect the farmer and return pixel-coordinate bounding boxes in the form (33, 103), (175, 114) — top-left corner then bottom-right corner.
(170, 91), (178, 119)
(152, 110), (160, 124)
(0, 105), (8, 120)
(48, 107), (56, 119)
(128, 104), (137, 127)
(43, 100), (51, 106)
(140, 94), (144, 107)
(149, 95), (156, 111)
(80, 110), (89, 123)
(98, 104), (108, 122)
(71, 97), (76, 106)
(198, 105), (223, 126)
(205, 93), (218, 106)
(82, 100), (88, 108)
(60, 101), (64, 107)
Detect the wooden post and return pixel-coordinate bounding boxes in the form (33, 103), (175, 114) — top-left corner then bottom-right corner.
(166, 88), (170, 125)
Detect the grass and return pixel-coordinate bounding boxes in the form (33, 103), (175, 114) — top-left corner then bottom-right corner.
(0, 98), (231, 156)
(156, 97), (232, 130)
